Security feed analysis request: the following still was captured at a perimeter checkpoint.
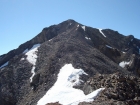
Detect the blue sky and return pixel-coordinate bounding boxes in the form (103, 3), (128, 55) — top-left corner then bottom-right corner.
(0, 0), (140, 55)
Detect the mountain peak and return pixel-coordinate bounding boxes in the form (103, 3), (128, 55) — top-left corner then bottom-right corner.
(0, 20), (140, 105)
(66, 19), (76, 22)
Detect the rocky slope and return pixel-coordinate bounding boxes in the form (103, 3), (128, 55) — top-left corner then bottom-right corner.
(0, 19), (140, 105)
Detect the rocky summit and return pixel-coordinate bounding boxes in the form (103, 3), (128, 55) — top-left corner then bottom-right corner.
(0, 19), (140, 105)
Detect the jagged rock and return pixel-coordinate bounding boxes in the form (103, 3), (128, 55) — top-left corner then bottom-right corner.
(81, 73), (140, 104)
(46, 102), (62, 105)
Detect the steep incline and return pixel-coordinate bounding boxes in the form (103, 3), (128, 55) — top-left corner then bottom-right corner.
(0, 19), (140, 105)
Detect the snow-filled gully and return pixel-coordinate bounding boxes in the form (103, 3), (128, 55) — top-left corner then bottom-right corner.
(98, 29), (106, 37)
(22, 44), (40, 82)
(37, 64), (105, 105)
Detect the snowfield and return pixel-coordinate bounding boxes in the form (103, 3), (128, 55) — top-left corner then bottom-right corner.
(119, 61), (131, 68)
(23, 44), (40, 82)
(25, 44), (40, 65)
(37, 64), (105, 105)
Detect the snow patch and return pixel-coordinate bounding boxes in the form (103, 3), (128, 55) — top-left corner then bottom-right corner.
(70, 23), (72, 25)
(106, 45), (126, 54)
(49, 39), (52, 41)
(106, 45), (113, 49)
(30, 66), (36, 82)
(81, 26), (86, 31)
(70, 88), (105, 105)
(85, 37), (91, 40)
(30, 44), (40, 51)
(131, 39), (133, 41)
(25, 44), (40, 65)
(98, 29), (106, 37)
(22, 44), (41, 54)
(76, 25), (79, 30)
(37, 64), (105, 105)
(25, 44), (40, 82)
(0, 61), (9, 69)
(122, 51), (126, 54)
(20, 57), (24, 61)
(119, 61), (131, 68)
(23, 49), (28, 54)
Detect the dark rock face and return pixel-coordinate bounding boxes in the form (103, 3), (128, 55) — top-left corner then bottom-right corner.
(46, 102), (62, 105)
(0, 19), (140, 105)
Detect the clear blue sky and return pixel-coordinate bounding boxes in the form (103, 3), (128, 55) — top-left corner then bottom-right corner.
(0, 0), (140, 55)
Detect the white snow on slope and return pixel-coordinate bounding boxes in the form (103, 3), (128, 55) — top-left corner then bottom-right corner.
(49, 39), (52, 41)
(98, 29), (106, 37)
(30, 44), (40, 51)
(81, 26), (86, 31)
(85, 37), (91, 40)
(30, 66), (36, 82)
(23, 49), (28, 54)
(25, 44), (40, 65)
(22, 44), (41, 54)
(37, 64), (105, 105)
(119, 61), (131, 68)
(76, 25), (79, 30)
(106, 45), (113, 49)
(122, 51), (126, 54)
(25, 44), (40, 82)
(20, 58), (25, 61)
(106, 45), (126, 54)
(0, 61), (8, 69)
